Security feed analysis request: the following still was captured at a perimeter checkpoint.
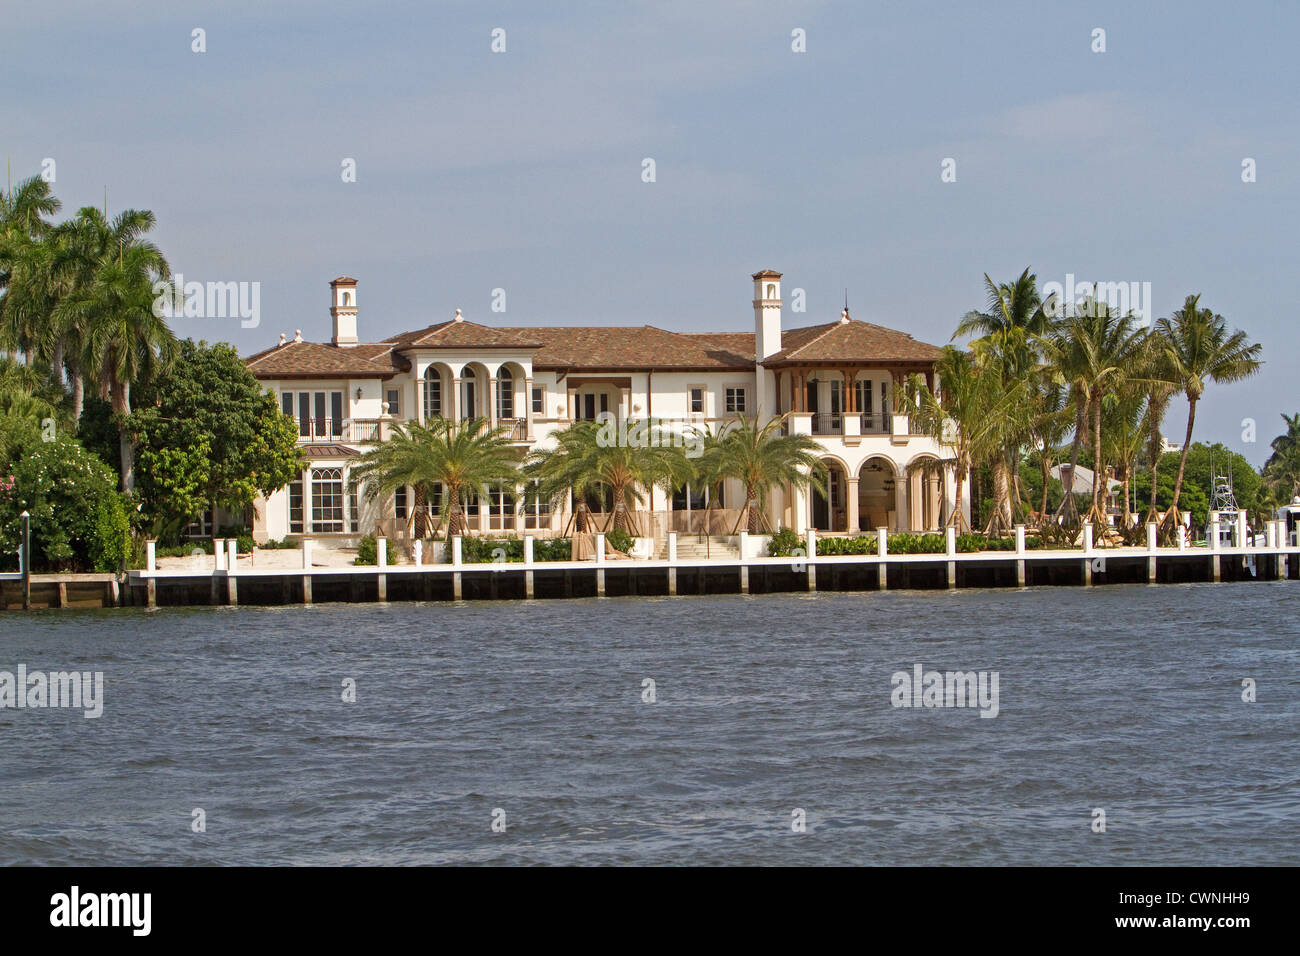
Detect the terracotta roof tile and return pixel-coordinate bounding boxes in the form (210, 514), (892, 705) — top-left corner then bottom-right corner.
(762, 318), (942, 366)
(244, 340), (405, 378)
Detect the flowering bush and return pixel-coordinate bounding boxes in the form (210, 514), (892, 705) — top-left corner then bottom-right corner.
(0, 436), (129, 572)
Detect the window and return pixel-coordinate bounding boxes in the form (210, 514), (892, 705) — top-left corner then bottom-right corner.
(289, 476), (304, 533)
(496, 368), (513, 418)
(182, 506), (214, 538)
(422, 367), (442, 419)
(385, 388), (401, 417)
(830, 380), (843, 415)
(330, 392), (343, 437)
(394, 486), (408, 520)
(348, 483), (360, 533)
(725, 386), (747, 414)
(689, 386), (705, 415)
(857, 379), (873, 416)
(311, 468), (344, 533)
(281, 392), (293, 417)
(672, 483), (707, 511)
(461, 377), (476, 419)
(531, 387), (544, 414)
(523, 488), (551, 529)
(577, 393), (597, 421)
(296, 392), (310, 437)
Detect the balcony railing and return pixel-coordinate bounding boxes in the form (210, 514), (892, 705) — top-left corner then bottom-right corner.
(502, 418), (528, 441)
(860, 411), (890, 434)
(295, 418), (402, 444)
(811, 412), (843, 435)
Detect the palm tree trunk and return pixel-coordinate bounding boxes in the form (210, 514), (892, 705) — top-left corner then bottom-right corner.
(1091, 390), (1104, 515)
(70, 366), (84, 420)
(1059, 394), (1088, 526)
(1169, 397), (1198, 517)
(51, 341), (63, 385)
(746, 493), (761, 533)
(113, 379), (134, 493)
(1039, 452), (1051, 519)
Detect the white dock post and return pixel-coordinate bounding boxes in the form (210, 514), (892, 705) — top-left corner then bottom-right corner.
(738, 531), (749, 594)
(1209, 511), (1220, 552)
(376, 536), (387, 602)
(594, 532), (606, 597)
(1014, 524), (1026, 587)
(413, 539), (423, 565)
(213, 538), (226, 571)
(226, 539), (238, 605)
(805, 529), (817, 592)
(667, 531), (678, 596)
(301, 538), (313, 604)
(1237, 510), (1248, 549)
(1146, 522), (1158, 583)
(452, 535), (463, 600)
(1082, 522), (1093, 586)
(1176, 524), (1187, 551)
(524, 535), (535, 599)
(877, 527), (889, 590)
(945, 526), (957, 589)
(146, 539), (157, 608)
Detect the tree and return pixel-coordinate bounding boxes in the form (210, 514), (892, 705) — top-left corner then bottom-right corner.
(56, 208), (178, 492)
(1154, 295), (1262, 533)
(903, 346), (1024, 533)
(350, 417), (520, 537)
(0, 431), (129, 572)
(1263, 413), (1300, 501)
(523, 418), (692, 535)
(0, 176), (62, 365)
(1132, 443), (1260, 531)
(126, 339), (302, 541)
(707, 413), (827, 533)
(1039, 297), (1146, 529)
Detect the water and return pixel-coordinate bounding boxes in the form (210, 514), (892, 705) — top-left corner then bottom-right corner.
(1, 583), (1296, 865)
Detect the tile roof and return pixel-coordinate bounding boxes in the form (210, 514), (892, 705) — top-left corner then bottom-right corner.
(301, 443), (361, 458)
(761, 317), (943, 365)
(243, 340), (408, 378)
(244, 315), (939, 378)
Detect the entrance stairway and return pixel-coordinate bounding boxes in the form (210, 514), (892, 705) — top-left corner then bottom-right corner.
(655, 534), (740, 561)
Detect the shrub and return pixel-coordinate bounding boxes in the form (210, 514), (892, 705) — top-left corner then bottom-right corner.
(888, 532), (946, 554)
(817, 534), (879, 555)
(606, 528), (633, 553)
(534, 537), (571, 562)
(354, 534), (378, 565)
(767, 527), (803, 557)
(0, 435), (129, 572)
(258, 537), (299, 550)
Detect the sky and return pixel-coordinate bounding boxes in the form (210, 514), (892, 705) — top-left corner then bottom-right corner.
(4, 0), (1296, 465)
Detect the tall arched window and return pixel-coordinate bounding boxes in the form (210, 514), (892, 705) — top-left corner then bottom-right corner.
(496, 367), (513, 418)
(423, 367), (442, 420)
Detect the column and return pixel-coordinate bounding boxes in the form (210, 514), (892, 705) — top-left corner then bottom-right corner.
(846, 476), (860, 534)
(893, 473), (908, 532)
(487, 376), (498, 430)
(525, 376), (535, 439)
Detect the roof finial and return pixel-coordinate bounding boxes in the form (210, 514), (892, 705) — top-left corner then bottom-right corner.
(453, 308), (464, 323)
(840, 289), (850, 324)
(293, 329), (303, 343)
(278, 332), (286, 346)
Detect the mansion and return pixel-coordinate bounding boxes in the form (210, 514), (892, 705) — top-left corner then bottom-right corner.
(241, 271), (968, 546)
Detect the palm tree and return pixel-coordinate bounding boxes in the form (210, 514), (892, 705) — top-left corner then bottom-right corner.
(1154, 295), (1262, 531)
(903, 346), (1024, 534)
(0, 176), (62, 365)
(955, 269), (1048, 533)
(1039, 297), (1147, 528)
(1102, 383), (1148, 532)
(1136, 332), (1179, 524)
(349, 417), (520, 537)
(708, 413), (827, 534)
(1025, 377), (1071, 520)
(1263, 413), (1300, 500)
(56, 208), (178, 491)
(523, 418), (692, 535)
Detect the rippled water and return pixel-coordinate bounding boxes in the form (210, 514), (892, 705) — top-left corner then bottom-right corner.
(1, 582), (1296, 865)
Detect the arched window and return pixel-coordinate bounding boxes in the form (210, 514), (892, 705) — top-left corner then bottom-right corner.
(342, 291), (352, 306)
(423, 367), (442, 419)
(766, 284), (776, 298)
(496, 367), (514, 418)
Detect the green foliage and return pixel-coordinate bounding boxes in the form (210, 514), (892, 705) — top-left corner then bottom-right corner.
(816, 534), (879, 555)
(258, 537), (299, 550)
(605, 528), (634, 553)
(1132, 443), (1258, 528)
(129, 339), (301, 540)
(456, 536), (572, 563)
(354, 534), (377, 566)
(533, 537), (571, 562)
(0, 433), (128, 571)
(766, 527), (803, 557)
(891, 532), (947, 554)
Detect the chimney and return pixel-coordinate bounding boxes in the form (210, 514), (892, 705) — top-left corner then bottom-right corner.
(752, 270), (782, 359)
(330, 276), (359, 347)
(752, 269), (782, 419)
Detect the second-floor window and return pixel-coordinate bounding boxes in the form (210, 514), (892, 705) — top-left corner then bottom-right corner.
(282, 390), (343, 438)
(531, 386), (544, 414)
(422, 368), (442, 419)
(385, 388), (401, 416)
(496, 368), (514, 418)
(725, 386), (746, 414)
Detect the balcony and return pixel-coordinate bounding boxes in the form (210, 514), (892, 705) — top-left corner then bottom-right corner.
(811, 412), (843, 435)
(860, 411), (890, 434)
(295, 418), (400, 444)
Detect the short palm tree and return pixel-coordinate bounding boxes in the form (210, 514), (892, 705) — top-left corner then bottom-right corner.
(709, 413), (826, 534)
(0, 176), (62, 365)
(1155, 295), (1262, 531)
(349, 417), (520, 537)
(903, 345), (1023, 534)
(523, 418), (692, 535)
(1263, 413), (1300, 500)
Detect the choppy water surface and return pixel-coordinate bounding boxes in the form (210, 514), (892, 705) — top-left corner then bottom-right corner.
(1, 583), (1296, 865)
